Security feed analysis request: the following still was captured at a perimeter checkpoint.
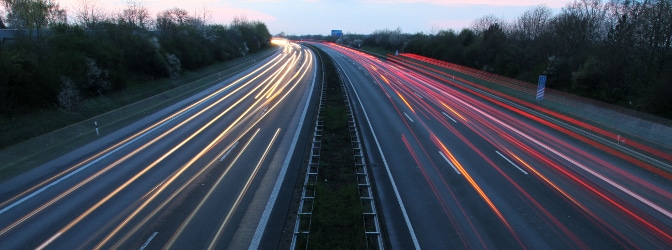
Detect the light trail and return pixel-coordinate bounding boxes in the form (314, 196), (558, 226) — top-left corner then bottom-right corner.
(327, 43), (667, 247)
(32, 45), (312, 249)
(163, 128), (262, 249)
(206, 128), (281, 249)
(101, 44), (313, 248)
(1, 52), (286, 239)
(0, 52), (283, 211)
(431, 134), (520, 240)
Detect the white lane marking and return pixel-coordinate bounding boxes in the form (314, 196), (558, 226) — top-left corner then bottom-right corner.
(139, 232), (158, 250)
(220, 141), (239, 162)
(335, 58), (421, 249)
(0, 56), (273, 215)
(414, 92), (423, 99)
(211, 129), (279, 249)
(0, 110), (186, 215)
(249, 45), (317, 249)
(404, 112), (415, 123)
(446, 89), (672, 220)
(35, 232), (61, 250)
(442, 112), (457, 123)
(495, 151), (528, 175)
(439, 151), (461, 175)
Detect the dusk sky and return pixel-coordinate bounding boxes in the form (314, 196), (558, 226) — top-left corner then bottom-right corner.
(56, 0), (571, 35)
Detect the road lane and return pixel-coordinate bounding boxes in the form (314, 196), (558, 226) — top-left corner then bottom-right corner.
(316, 42), (672, 249)
(0, 40), (317, 249)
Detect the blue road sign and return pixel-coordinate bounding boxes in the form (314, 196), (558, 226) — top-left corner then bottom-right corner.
(331, 30), (343, 36)
(536, 75), (546, 101)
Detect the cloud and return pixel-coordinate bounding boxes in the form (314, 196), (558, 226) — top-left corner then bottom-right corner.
(358, 0), (567, 8)
(58, 0), (276, 25)
(205, 6), (277, 24)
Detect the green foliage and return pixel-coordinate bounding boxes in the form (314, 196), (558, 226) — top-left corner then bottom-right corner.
(368, 0), (672, 119)
(310, 184), (366, 250)
(0, 7), (271, 118)
(306, 45), (367, 249)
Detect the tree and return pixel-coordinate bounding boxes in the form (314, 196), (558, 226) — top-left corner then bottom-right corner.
(479, 22), (509, 71)
(512, 5), (553, 42)
(118, 0), (150, 30)
(1, 0), (66, 37)
(471, 15), (504, 36)
(366, 27), (407, 51)
(57, 77), (82, 111)
(156, 8), (191, 33)
(552, 0), (608, 56)
(0, 7), (6, 28)
(75, 0), (106, 29)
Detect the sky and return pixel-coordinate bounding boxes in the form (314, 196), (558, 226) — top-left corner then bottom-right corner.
(55, 0), (571, 35)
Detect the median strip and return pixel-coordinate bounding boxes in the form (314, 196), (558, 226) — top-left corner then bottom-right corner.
(291, 44), (370, 249)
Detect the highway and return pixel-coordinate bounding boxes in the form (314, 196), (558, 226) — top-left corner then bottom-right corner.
(314, 42), (672, 249)
(0, 40), (317, 249)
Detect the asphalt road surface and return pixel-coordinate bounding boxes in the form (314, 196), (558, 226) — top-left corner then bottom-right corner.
(314, 42), (672, 249)
(0, 40), (317, 249)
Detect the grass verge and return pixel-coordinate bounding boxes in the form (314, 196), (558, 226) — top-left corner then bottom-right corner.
(0, 47), (278, 181)
(307, 45), (367, 249)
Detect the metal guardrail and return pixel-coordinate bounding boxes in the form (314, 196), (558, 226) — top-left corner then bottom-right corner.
(291, 50), (327, 249)
(341, 71), (385, 249)
(389, 55), (672, 172)
(293, 43), (384, 249)
(389, 54), (672, 153)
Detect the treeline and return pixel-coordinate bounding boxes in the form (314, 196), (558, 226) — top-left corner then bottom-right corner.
(0, 0), (271, 114)
(330, 0), (672, 119)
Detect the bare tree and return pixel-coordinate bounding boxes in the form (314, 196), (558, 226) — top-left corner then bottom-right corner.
(513, 5), (553, 41)
(561, 0), (608, 42)
(471, 14), (504, 36)
(118, 0), (150, 30)
(75, 0), (106, 29)
(192, 7), (211, 27)
(156, 8), (190, 32)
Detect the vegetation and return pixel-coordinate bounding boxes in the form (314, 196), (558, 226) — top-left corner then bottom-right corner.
(295, 0), (672, 119)
(307, 45), (367, 249)
(0, 0), (272, 145)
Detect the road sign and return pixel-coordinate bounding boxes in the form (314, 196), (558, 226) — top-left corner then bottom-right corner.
(536, 75), (546, 101)
(331, 30), (343, 36)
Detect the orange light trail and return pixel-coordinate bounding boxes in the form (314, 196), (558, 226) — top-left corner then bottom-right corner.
(430, 134), (518, 236)
(104, 45), (315, 248)
(35, 45), (314, 249)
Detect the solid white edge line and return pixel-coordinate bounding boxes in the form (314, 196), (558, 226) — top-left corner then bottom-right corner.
(248, 46), (316, 249)
(495, 151), (528, 175)
(439, 151), (461, 175)
(335, 51), (421, 249)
